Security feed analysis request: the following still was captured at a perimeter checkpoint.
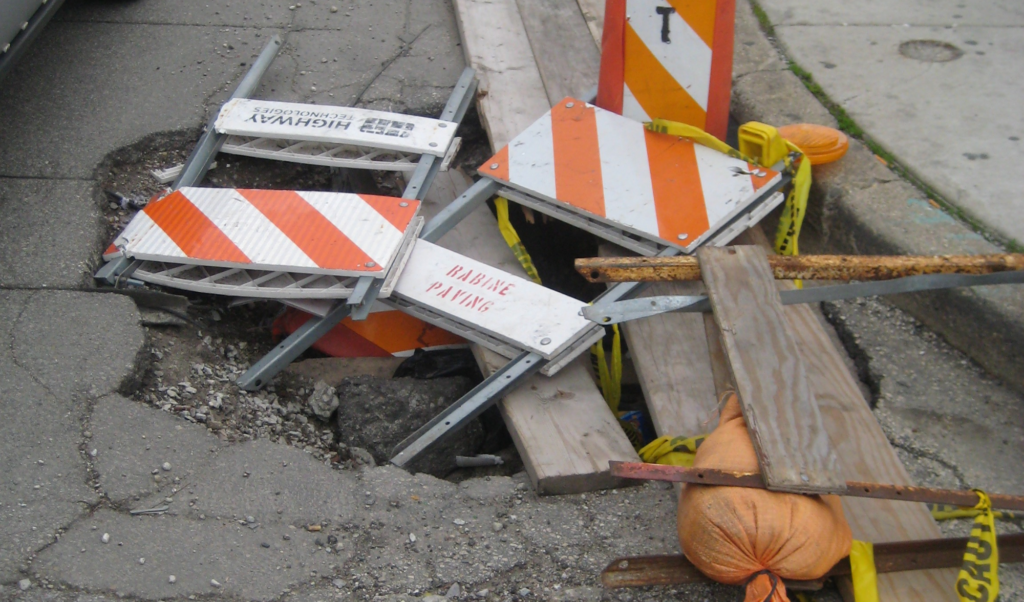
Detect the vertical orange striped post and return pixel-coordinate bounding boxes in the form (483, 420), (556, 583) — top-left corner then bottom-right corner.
(597, 0), (736, 140)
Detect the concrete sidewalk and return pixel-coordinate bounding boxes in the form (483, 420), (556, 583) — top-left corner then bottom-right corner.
(729, 0), (1024, 393)
(754, 0), (1024, 246)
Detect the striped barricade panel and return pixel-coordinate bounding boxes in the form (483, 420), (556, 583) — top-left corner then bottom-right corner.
(388, 239), (604, 373)
(479, 98), (780, 255)
(597, 0), (735, 139)
(215, 98), (458, 158)
(104, 187), (420, 278)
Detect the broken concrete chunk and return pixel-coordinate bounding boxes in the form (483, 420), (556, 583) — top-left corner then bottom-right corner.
(306, 380), (340, 420)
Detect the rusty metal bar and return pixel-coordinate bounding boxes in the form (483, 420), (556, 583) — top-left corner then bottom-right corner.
(609, 462), (1024, 511)
(576, 253), (1024, 283)
(602, 533), (1024, 589)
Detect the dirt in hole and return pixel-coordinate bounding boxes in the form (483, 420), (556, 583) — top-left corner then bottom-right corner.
(96, 116), (534, 481)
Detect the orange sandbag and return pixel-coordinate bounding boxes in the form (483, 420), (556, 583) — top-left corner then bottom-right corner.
(677, 392), (852, 602)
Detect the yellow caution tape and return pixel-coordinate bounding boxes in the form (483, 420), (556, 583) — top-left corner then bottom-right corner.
(647, 119), (760, 163)
(645, 119), (812, 288)
(638, 434), (707, 467)
(591, 324), (622, 413)
(929, 503), (1016, 521)
(850, 540), (879, 602)
(773, 142), (812, 260)
(956, 490), (999, 602)
(494, 197), (541, 284)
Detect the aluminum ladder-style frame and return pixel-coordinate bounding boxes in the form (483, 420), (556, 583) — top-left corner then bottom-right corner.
(234, 67), (479, 390)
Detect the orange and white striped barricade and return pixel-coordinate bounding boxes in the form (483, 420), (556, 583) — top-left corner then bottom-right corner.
(272, 303), (469, 359)
(102, 187), (422, 300)
(596, 0), (735, 139)
(480, 98), (787, 257)
(214, 98), (462, 174)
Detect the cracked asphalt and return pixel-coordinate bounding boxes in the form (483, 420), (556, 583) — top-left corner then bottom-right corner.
(0, 0), (1022, 601)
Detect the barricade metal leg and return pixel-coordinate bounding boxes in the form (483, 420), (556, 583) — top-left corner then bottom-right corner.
(95, 36), (283, 286)
(235, 299), (356, 390)
(173, 36), (284, 189)
(390, 352), (545, 467)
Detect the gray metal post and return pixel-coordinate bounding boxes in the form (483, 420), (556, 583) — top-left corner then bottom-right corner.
(173, 35), (283, 189)
(390, 352), (545, 467)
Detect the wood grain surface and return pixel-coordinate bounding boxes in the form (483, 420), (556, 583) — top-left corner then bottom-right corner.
(698, 245), (843, 493)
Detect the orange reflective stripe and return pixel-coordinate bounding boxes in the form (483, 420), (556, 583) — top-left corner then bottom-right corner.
(666, 0), (717, 48)
(644, 131), (709, 242)
(485, 145), (510, 181)
(551, 102), (605, 217)
(623, 23), (707, 128)
(748, 162), (775, 190)
(357, 193), (419, 231)
(704, 0), (736, 139)
(143, 191), (249, 264)
(237, 189), (376, 272)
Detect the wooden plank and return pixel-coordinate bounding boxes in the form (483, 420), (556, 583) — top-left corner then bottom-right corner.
(698, 245), (843, 493)
(452, 0), (550, 149)
(516, 0), (601, 104)
(790, 304), (957, 601)
(599, 245), (720, 438)
(574, 0), (952, 591)
(436, 0), (642, 489)
(575, 0), (606, 46)
(731, 228), (956, 600)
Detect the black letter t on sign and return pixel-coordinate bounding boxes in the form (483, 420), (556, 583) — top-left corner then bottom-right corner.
(656, 6), (676, 43)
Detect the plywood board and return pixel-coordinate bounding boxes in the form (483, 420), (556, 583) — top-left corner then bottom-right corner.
(516, 0), (601, 104)
(599, 245), (720, 438)
(788, 303), (958, 600)
(698, 245), (843, 493)
(420, 169), (639, 493)
(729, 228), (956, 600)
(452, 0), (550, 150)
(575, 0), (606, 44)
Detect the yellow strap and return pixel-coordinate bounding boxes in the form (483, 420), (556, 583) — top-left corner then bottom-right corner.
(591, 325), (622, 413)
(638, 433), (707, 467)
(494, 197), (541, 284)
(850, 540), (879, 602)
(646, 118), (759, 163)
(956, 490), (999, 602)
(646, 119), (811, 289)
(930, 503), (1015, 521)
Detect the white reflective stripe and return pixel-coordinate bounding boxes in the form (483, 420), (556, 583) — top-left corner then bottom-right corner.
(297, 191), (404, 267)
(393, 239), (596, 358)
(182, 188), (316, 269)
(693, 145), (756, 228)
(594, 108), (659, 236)
(114, 209), (161, 252)
(119, 211), (186, 259)
(508, 111), (557, 200)
(621, 83), (652, 123)
(626, 0), (712, 110)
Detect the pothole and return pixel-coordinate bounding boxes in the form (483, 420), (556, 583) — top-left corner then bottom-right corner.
(898, 39), (963, 63)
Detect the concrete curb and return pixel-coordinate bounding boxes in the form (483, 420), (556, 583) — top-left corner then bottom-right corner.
(731, 0), (1024, 394)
